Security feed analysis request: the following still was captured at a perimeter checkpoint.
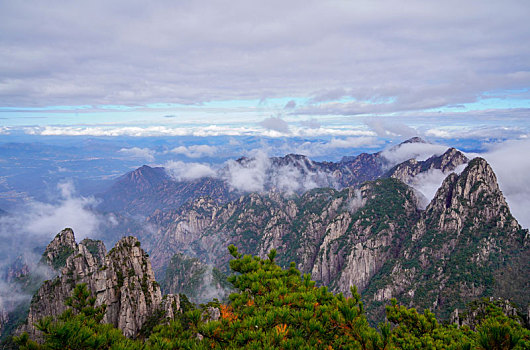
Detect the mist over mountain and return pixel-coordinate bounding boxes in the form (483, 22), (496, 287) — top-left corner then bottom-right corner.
(97, 137), (468, 216)
(2, 1), (530, 346)
(1, 137), (529, 345)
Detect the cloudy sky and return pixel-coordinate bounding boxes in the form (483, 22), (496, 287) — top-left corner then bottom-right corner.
(0, 0), (529, 139)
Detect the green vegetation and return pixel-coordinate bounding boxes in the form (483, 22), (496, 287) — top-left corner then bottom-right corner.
(81, 239), (105, 263)
(47, 246), (75, 270)
(14, 248), (530, 349)
(161, 253), (232, 304)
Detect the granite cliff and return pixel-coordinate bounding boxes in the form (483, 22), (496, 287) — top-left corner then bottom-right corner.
(21, 229), (180, 339)
(145, 157), (528, 323)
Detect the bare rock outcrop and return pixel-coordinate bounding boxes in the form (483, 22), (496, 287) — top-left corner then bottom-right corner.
(22, 231), (179, 339)
(386, 147), (468, 184)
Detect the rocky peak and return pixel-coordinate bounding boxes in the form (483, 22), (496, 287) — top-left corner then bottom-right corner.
(103, 236), (163, 337)
(427, 157), (509, 222)
(401, 136), (427, 144)
(41, 228), (78, 270)
(123, 165), (169, 190)
(453, 157), (501, 205)
(23, 231), (178, 340)
(427, 148), (468, 173)
(368, 157), (529, 322)
(385, 147), (468, 184)
(271, 154), (313, 170)
(79, 238), (107, 266)
(386, 137), (428, 154)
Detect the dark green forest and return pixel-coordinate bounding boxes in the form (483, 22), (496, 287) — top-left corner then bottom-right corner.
(12, 247), (530, 349)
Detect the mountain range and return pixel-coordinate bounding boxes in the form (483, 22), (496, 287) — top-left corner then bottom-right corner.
(1, 137), (528, 342)
(98, 137), (466, 216)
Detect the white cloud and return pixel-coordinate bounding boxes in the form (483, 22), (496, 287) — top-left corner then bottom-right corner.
(480, 138), (530, 228)
(425, 125), (526, 140)
(365, 119), (419, 138)
(118, 147), (156, 161)
(223, 150), (271, 193)
(19, 181), (103, 238)
(381, 142), (449, 166)
(259, 117), (290, 133)
(23, 125), (257, 137)
(0, 180), (113, 312)
(20, 124), (380, 138)
(0, 180), (110, 253)
(169, 144), (218, 158)
(221, 149), (337, 194)
(290, 136), (380, 157)
(346, 189), (366, 214)
(327, 136), (379, 149)
(165, 161), (217, 181)
(408, 165), (467, 209)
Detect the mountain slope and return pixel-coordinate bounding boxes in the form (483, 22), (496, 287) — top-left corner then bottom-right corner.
(98, 165), (232, 216)
(146, 179), (421, 288)
(363, 158), (529, 320)
(99, 137), (457, 217)
(145, 157), (528, 323)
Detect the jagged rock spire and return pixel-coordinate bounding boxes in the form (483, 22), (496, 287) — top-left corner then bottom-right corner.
(22, 231), (178, 339)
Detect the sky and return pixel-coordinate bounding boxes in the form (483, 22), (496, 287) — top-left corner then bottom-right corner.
(1, 1), (530, 311)
(0, 0), (529, 140)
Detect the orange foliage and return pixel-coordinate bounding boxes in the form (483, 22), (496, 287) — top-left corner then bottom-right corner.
(275, 323), (288, 339)
(219, 304), (238, 322)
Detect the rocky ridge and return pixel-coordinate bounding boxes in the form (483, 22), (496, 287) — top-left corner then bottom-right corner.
(363, 158), (529, 320)
(385, 147), (468, 184)
(22, 229), (180, 338)
(99, 138), (443, 217)
(146, 157), (529, 323)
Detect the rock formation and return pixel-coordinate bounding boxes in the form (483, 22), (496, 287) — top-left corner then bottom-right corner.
(22, 229), (180, 339)
(385, 147), (468, 184)
(364, 158), (529, 320)
(146, 157), (528, 323)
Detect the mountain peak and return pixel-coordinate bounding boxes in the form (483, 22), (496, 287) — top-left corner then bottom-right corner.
(427, 157), (513, 228)
(385, 146), (468, 184)
(24, 231), (172, 339)
(456, 157), (500, 201)
(400, 136), (427, 145)
(42, 228), (77, 270)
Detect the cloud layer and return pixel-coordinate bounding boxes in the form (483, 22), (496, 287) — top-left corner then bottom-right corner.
(380, 142), (450, 166)
(481, 138), (530, 228)
(221, 150), (337, 194)
(1, 0), (528, 115)
(0, 181), (114, 312)
(119, 147), (156, 161)
(165, 161), (217, 181)
(169, 145), (218, 158)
